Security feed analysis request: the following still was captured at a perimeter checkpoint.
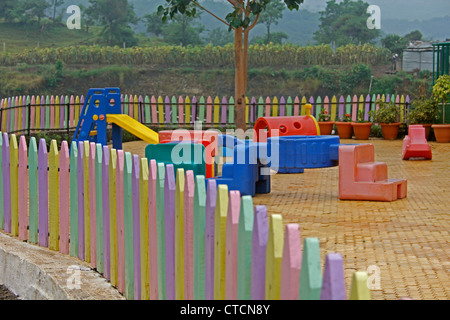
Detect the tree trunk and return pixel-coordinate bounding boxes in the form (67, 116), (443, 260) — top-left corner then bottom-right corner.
(234, 27), (246, 131)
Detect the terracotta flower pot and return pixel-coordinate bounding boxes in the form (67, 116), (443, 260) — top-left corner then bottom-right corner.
(352, 122), (372, 140)
(380, 122), (400, 140)
(318, 121), (334, 135)
(420, 124), (432, 140)
(432, 124), (450, 143)
(335, 122), (353, 139)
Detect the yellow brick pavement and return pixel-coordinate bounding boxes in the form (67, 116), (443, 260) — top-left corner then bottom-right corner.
(123, 138), (449, 300)
(251, 138), (450, 300)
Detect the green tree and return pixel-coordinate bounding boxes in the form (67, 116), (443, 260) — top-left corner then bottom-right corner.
(86, 0), (138, 46)
(314, 0), (380, 47)
(51, 0), (65, 23)
(258, 0), (285, 43)
(161, 14), (205, 47)
(0, 0), (17, 22)
(144, 12), (165, 37)
(404, 30), (422, 42)
(381, 34), (408, 56)
(158, 0), (305, 130)
(206, 27), (234, 46)
(250, 31), (288, 45)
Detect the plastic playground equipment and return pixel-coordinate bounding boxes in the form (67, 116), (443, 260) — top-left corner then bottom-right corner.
(72, 89), (406, 201)
(339, 144), (407, 201)
(253, 104), (320, 142)
(72, 88), (159, 150)
(402, 125), (432, 160)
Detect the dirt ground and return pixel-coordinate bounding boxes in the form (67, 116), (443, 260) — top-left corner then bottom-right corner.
(0, 285), (18, 300)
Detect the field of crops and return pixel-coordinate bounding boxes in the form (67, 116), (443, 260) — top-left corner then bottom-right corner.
(0, 43), (391, 67)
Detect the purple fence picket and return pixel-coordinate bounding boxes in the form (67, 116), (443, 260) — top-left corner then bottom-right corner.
(320, 253), (346, 300)
(40, 95), (45, 129)
(365, 94), (371, 121)
(309, 96), (315, 116)
(338, 96), (345, 120)
(191, 96), (197, 124)
(221, 97), (228, 125)
(18, 136), (28, 241)
(205, 179), (217, 300)
(6, 98), (11, 133)
(164, 96), (171, 124)
(2, 133), (11, 233)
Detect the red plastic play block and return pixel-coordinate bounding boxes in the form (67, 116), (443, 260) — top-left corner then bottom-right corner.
(159, 130), (218, 156)
(402, 125), (432, 160)
(339, 144), (407, 201)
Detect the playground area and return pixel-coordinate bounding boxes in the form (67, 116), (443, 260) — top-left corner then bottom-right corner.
(121, 137), (449, 300)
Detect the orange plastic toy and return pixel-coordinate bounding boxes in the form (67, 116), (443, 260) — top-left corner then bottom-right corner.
(339, 144), (407, 201)
(402, 125), (432, 160)
(253, 104), (319, 142)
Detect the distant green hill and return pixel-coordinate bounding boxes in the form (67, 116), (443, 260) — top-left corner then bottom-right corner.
(0, 22), (98, 54)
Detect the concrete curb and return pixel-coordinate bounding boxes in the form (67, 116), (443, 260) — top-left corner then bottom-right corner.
(0, 232), (125, 300)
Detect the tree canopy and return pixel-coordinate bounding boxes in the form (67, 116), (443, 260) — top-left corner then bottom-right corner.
(314, 0), (381, 47)
(156, 0), (305, 130)
(86, 0), (138, 46)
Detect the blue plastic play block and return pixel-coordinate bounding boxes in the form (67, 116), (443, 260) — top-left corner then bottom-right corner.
(268, 135), (340, 173)
(208, 142), (270, 196)
(145, 142), (206, 177)
(218, 134), (244, 158)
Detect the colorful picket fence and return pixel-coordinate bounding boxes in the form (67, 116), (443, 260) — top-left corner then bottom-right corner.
(0, 93), (411, 134)
(0, 132), (373, 300)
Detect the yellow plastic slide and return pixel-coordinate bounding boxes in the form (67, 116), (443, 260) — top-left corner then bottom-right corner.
(106, 114), (159, 145)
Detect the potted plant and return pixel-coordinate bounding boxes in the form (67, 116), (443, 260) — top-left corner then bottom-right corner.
(352, 110), (373, 140)
(317, 107), (334, 135)
(369, 99), (401, 140)
(406, 97), (439, 140)
(335, 113), (353, 139)
(431, 75), (450, 143)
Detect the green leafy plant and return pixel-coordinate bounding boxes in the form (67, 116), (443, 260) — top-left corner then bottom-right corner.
(356, 109), (370, 123)
(318, 107), (331, 121)
(432, 75), (450, 104)
(369, 99), (400, 124)
(407, 97), (439, 124)
(339, 113), (352, 122)
(432, 75), (450, 123)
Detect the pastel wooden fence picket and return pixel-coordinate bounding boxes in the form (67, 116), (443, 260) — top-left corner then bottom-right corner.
(0, 132), (373, 300)
(0, 94), (411, 134)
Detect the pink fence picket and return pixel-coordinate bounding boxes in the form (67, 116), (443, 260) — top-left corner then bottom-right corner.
(251, 205), (269, 300)
(59, 141), (70, 254)
(204, 179), (217, 300)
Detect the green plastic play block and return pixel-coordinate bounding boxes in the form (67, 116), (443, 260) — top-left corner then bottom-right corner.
(145, 142), (206, 178)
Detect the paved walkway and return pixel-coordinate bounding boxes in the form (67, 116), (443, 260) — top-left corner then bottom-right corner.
(123, 138), (450, 300)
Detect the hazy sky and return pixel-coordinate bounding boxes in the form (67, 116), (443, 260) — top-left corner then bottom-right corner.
(210, 0), (450, 21)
